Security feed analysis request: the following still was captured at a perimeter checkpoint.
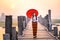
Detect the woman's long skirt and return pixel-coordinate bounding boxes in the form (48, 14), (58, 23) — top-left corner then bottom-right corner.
(32, 22), (37, 38)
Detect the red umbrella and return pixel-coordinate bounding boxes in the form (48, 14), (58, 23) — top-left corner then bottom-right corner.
(26, 9), (38, 18)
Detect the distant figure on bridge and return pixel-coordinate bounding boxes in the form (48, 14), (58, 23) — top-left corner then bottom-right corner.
(32, 13), (37, 38)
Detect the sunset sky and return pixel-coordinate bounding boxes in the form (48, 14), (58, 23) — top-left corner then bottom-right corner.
(0, 0), (60, 19)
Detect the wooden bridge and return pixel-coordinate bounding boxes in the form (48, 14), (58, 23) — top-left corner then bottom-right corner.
(18, 21), (58, 40)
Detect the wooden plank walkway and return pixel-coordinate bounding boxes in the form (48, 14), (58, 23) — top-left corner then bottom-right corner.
(18, 21), (58, 40)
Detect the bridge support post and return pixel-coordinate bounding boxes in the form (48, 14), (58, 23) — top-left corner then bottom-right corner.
(3, 33), (10, 40)
(5, 16), (12, 40)
(12, 27), (17, 40)
(48, 9), (52, 31)
(18, 16), (26, 36)
(54, 27), (58, 36)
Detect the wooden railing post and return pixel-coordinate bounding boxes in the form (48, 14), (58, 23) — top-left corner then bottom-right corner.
(54, 27), (58, 36)
(5, 15), (12, 40)
(3, 33), (10, 40)
(12, 27), (17, 40)
(18, 16), (26, 36)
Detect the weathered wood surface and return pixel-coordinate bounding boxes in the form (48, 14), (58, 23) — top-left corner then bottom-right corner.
(18, 21), (58, 40)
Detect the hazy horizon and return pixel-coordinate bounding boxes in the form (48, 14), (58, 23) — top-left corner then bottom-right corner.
(0, 0), (60, 19)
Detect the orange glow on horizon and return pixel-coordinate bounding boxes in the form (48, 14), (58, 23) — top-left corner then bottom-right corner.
(0, 0), (60, 19)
